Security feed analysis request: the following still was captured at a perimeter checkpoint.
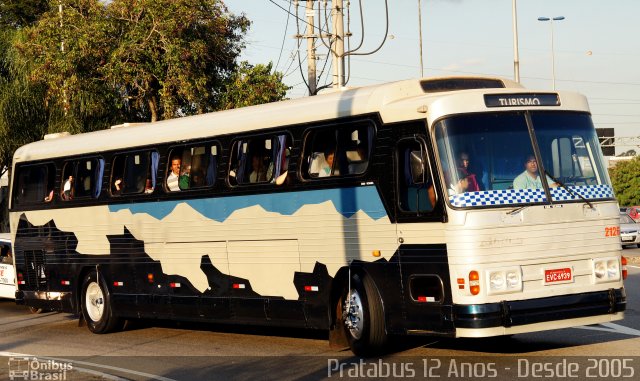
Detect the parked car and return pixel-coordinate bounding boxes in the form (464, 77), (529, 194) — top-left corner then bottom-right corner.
(0, 233), (15, 299)
(620, 213), (640, 248)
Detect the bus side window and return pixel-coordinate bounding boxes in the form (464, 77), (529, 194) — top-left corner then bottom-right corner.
(229, 135), (288, 186)
(173, 144), (217, 190)
(302, 123), (373, 179)
(397, 139), (435, 213)
(111, 152), (152, 196)
(13, 164), (54, 205)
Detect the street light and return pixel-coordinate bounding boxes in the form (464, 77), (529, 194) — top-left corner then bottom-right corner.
(538, 16), (565, 90)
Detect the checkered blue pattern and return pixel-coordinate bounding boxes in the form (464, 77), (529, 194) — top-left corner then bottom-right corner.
(449, 185), (614, 208)
(449, 188), (547, 207)
(549, 185), (614, 201)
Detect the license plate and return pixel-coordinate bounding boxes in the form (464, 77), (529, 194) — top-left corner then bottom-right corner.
(621, 237), (633, 242)
(544, 268), (573, 285)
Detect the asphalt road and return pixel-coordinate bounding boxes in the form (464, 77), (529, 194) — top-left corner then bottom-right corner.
(0, 249), (638, 380)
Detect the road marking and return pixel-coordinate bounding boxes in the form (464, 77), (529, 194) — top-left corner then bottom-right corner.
(0, 351), (178, 381)
(575, 323), (640, 336)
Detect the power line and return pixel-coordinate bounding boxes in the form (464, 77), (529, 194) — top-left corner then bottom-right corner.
(274, 0), (293, 72)
(267, 0), (330, 35)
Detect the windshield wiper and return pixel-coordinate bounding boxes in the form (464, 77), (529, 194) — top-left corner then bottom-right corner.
(545, 170), (595, 210)
(507, 205), (528, 215)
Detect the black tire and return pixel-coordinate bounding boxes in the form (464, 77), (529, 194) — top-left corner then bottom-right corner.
(28, 306), (43, 314)
(341, 272), (388, 356)
(80, 271), (121, 334)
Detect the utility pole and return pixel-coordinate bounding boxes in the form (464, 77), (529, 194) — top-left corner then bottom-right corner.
(418, 0), (424, 77)
(331, 0), (345, 88)
(306, 0), (317, 95)
(512, 0), (520, 83)
(59, 0), (68, 115)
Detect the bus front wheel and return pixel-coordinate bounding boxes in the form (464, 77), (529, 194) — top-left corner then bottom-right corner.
(81, 271), (121, 334)
(341, 273), (387, 356)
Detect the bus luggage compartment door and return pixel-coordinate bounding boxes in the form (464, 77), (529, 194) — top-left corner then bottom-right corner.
(398, 244), (454, 334)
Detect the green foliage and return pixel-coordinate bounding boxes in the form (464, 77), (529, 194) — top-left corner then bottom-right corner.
(95, 0), (251, 121)
(609, 156), (640, 206)
(0, 28), (49, 173)
(219, 62), (290, 110)
(0, 0), (49, 29)
(0, 0), (289, 173)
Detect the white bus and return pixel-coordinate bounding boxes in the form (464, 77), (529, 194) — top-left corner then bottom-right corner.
(9, 77), (626, 355)
(0, 233), (15, 299)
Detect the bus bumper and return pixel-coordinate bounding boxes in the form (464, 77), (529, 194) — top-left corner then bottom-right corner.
(15, 290), (74, 312)
(452, 288), (626, 337)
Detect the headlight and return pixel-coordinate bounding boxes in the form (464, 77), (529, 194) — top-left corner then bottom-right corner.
(489, 272), (505, 290)
(506, 271), (520, 288)
(593, 257), (621, 283)
(486, 267), (522, 295)
(594, 261), (606, 279)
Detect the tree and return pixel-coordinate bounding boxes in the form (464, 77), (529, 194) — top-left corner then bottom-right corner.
(609, 156), (640, 206)
(100, 0), (251, 121)
(219, 62), (290, 110)
(14, 0), (126, 133)
(18, 0), (261, 123)
(0, 0), (49, 29)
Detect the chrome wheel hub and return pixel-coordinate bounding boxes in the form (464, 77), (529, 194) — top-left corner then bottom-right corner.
(343, 288), (364, 340)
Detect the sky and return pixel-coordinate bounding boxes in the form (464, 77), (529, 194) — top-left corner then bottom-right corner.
(224, 0), (640, 153)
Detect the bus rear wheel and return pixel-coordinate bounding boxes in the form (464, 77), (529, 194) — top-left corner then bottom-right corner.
(81, 271), (121, 334)
(341, 273), (387, 356)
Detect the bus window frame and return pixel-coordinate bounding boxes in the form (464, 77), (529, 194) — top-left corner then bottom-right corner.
(226, 132), (293, 188)
(12, 162), (57, 207)
(395, 135), (439, 215)
(60, 157), (103, 201)
(109, 150), (157, 197)
(298, 120), (376, 182)
(166, 140), (221, 192)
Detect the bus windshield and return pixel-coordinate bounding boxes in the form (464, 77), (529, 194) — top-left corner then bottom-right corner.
(434, 111), (613, 208)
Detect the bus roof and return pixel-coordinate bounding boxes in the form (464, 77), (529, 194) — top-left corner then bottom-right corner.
(13, 76), (590, 164)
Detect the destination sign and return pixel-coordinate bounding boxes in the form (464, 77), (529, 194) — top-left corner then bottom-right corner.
(484, 93), (560, 108)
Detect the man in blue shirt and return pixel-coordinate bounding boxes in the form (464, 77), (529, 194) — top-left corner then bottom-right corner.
(513, 155), (558, 190)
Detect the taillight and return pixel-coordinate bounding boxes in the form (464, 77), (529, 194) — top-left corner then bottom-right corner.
(17, 272), (25, 285)
(469, 270), (480, 295)
(622, 256), (628, 280)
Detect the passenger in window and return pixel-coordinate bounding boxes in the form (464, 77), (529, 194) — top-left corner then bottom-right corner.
(179, 164), (191, 189)
(113, 178), (124, 195)
(249, 154), (266, 183)
(144, 179), (154, 194)
(448, 168), (470, 195)
(317, 148), (337, 177)
(513, 155), (558, 190)
(44, 189), (54, 202)
(457, 152), (481, 192)
(62, 175), (74, 200)
(167, 156), (181, 191)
